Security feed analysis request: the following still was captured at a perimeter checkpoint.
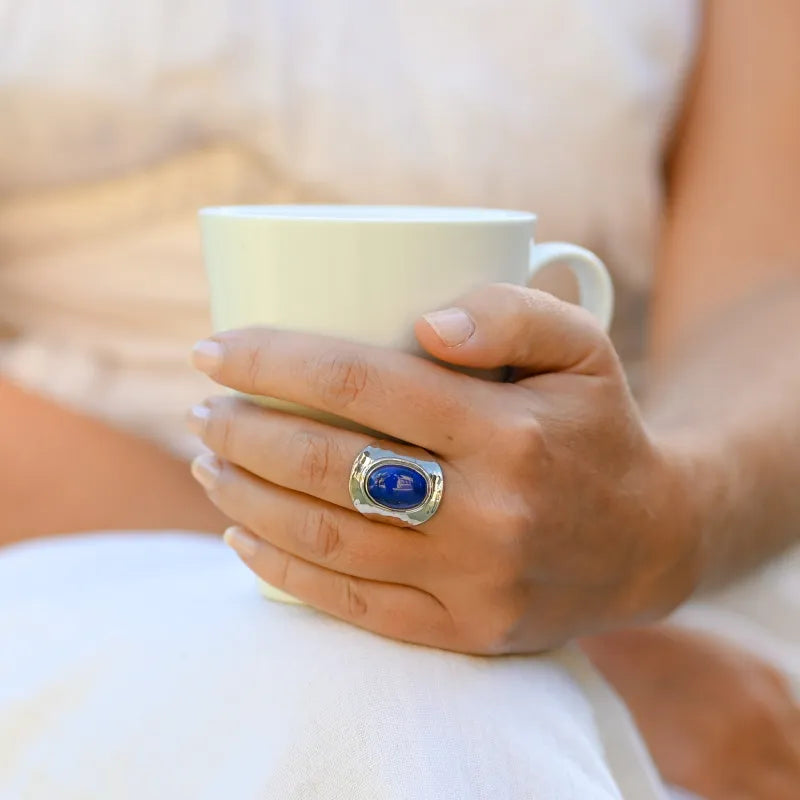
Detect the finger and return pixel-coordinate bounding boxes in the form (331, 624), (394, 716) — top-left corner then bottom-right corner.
(222, 524), (456, 649)
(191, 329), (480, 453)
(192, 454), (432, 585)
(414, 283), (619, 377)
(191, 396), (371, 509)
(190, 397), (463, 521)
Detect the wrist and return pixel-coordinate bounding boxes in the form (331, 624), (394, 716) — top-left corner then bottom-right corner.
(619, 432), (715, 621)
(647, 429), (730, 605)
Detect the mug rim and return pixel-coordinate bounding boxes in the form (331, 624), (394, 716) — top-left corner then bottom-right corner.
(199, 204), (537, 224)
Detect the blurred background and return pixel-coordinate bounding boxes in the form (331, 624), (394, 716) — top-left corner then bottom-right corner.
(0, 1), (696, 491)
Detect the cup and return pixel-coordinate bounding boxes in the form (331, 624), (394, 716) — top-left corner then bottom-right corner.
(199, 205), (614, 602)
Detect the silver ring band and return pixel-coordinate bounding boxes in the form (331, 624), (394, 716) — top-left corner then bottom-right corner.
(349, 445), (444, 526)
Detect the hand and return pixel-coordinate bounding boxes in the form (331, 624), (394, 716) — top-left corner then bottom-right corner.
(582, 626), (800, 800)
(188, 284), (697, 653)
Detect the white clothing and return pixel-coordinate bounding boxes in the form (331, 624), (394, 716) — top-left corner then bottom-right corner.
(0, 534), (668, 799)
(5, 2), (796, 799)
(0, 0), (698, 455)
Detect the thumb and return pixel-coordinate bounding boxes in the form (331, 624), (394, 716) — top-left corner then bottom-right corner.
(414, 283), (617, 376)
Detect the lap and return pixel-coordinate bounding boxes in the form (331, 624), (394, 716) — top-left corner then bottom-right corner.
(0, 533), (661, 799)
(672, 544), (800, 697)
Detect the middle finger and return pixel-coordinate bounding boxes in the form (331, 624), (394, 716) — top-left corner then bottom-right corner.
(190, 397), (459, 529)
(190, 396), (367, 509)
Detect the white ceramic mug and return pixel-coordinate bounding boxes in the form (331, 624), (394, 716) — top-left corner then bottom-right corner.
(199, 205), (614, 602)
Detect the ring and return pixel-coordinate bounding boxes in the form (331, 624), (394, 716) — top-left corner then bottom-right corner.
(349, 445), (444, 526)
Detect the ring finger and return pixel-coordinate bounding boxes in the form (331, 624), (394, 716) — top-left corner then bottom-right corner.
(192, 455), (433, 585)
(188, 396), (457, 529)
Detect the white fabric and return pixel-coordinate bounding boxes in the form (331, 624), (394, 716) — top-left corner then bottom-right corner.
(0, 0), (699, 454)
(667, 791), (703, 800)
(672, 546), (800, 697)
(0, 533), (668, 799)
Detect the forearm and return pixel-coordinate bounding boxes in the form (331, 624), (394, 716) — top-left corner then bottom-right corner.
(645, 278), (800, 590)
(640, 0), (800, 591)
(0, 379), (228, 547)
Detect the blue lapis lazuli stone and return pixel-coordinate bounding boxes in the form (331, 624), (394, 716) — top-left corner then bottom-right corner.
(366, 464), (429, 510)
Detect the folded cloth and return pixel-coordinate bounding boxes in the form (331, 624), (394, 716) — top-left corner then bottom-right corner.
(0, 532), (667, 799)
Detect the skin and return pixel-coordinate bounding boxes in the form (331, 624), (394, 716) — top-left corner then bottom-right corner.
(0, 0), (797, 793)
(187, 301), (694, 653)
(644, 0), (800, 589)
(0, 380), (228, 545)
(583, 627), (800, 800)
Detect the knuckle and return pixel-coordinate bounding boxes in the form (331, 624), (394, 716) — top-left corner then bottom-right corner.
(469, 603), (524, 655)
(431, 391), (471, 430)
(302, 507), (343, 562)
(472, 512), (534, 598)
(499, 510), (531, 560)
(244, 343), (267, 390)
(489, 498), (535, 556)
(292, 429), (333, 490)
(512, 284), (545, 317)
(340, 576), (368, 619)
(505, 416), (546, 463)
(489, 285), (543, 365)
(272, 548), (293, 589)
(514, 285), (555, 323)
(311, 350), (374, 410)
(206, 402), (239, 456)
(572, 313), (617, 372)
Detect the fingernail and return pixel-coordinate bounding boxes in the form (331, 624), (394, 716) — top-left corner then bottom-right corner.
(186, 403), (211, 436)
(191, 453), (221, 489)
(223, 525), (259, 558)
(191, 340), (223, 374)
(422, 308), (475, 347)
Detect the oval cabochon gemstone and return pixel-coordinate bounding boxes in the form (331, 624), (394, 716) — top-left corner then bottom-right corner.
(365, 464), (429, 510)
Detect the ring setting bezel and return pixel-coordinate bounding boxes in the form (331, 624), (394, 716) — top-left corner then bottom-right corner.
(349, 445), (444, 526)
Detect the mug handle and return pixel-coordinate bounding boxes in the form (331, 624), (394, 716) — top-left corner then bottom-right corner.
(528, 241), (614, 332)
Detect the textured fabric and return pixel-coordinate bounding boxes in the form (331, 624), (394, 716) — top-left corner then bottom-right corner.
(0, 533), (668, 799)
(0, 0), (699, 453)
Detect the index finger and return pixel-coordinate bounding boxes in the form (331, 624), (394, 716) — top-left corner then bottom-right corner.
(191, 328), (480, 453)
